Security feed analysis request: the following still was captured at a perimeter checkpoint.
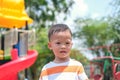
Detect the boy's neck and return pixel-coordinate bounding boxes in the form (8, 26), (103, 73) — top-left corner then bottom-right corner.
(53, 57), (70, 63)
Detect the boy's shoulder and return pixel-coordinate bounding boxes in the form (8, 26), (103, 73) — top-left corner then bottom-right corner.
(42, 61), (56, 70)
(45, 61), (53, 66)
(70, 58), (83, 66)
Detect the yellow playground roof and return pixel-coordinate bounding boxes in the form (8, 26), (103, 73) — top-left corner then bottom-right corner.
(0, 0), (33, 28)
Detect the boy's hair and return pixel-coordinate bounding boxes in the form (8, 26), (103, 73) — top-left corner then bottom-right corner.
(48, 24), (72, 41)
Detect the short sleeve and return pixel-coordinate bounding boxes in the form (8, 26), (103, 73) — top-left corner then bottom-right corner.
(77, 65), (89, 80)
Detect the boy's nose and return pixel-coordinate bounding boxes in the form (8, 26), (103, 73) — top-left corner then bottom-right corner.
(61, 44), (66, 48)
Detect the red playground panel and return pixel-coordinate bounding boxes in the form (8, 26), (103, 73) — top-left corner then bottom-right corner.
(0, 49), (38, 80)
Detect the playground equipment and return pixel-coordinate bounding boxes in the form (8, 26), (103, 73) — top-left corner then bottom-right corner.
(0, 0), (33, 28)
(0, 0), (38, 80)
(89, 45), (120, 80)
(90, 56), (120, 80)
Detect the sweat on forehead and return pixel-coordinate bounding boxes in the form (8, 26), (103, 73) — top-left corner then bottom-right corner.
(48, 24), (72, 41)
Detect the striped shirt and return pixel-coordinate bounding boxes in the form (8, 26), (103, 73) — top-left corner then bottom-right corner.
(39, 59), (89, 80)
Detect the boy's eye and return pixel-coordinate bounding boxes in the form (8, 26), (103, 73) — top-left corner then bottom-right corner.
(56, 42), (60, 44)
(66, 42), (70, 44)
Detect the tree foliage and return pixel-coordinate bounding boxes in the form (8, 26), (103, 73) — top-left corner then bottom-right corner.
(73, 18), (118, 56)
(74, 18), (116, 47)
(104, 0), (120, 57)
(25, 0), (74, 29)
(108, 0), (120, 43)
(70, 49), (89, 65)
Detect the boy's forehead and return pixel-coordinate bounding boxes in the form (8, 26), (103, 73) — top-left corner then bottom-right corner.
(50, 31), (72, 40)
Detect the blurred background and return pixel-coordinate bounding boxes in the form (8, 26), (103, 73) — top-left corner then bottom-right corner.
(1, 0), (120, 80)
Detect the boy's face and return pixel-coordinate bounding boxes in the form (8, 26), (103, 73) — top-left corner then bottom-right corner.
(48, 30), (73, 60)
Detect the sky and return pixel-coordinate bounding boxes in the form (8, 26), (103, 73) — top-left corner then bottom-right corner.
(57, 0), (112, 24)
(67, 0), (112, 59)
(62, 0), (112, 31)
(70, 0), (112, 19)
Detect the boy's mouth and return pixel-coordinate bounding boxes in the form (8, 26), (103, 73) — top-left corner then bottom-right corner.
(60, 51), (66, 53)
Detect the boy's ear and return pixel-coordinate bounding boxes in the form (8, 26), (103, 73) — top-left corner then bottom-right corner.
(48, 42), (52, 50)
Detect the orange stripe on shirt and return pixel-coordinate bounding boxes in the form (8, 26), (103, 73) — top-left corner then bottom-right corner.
(41, 66), (84, 77)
